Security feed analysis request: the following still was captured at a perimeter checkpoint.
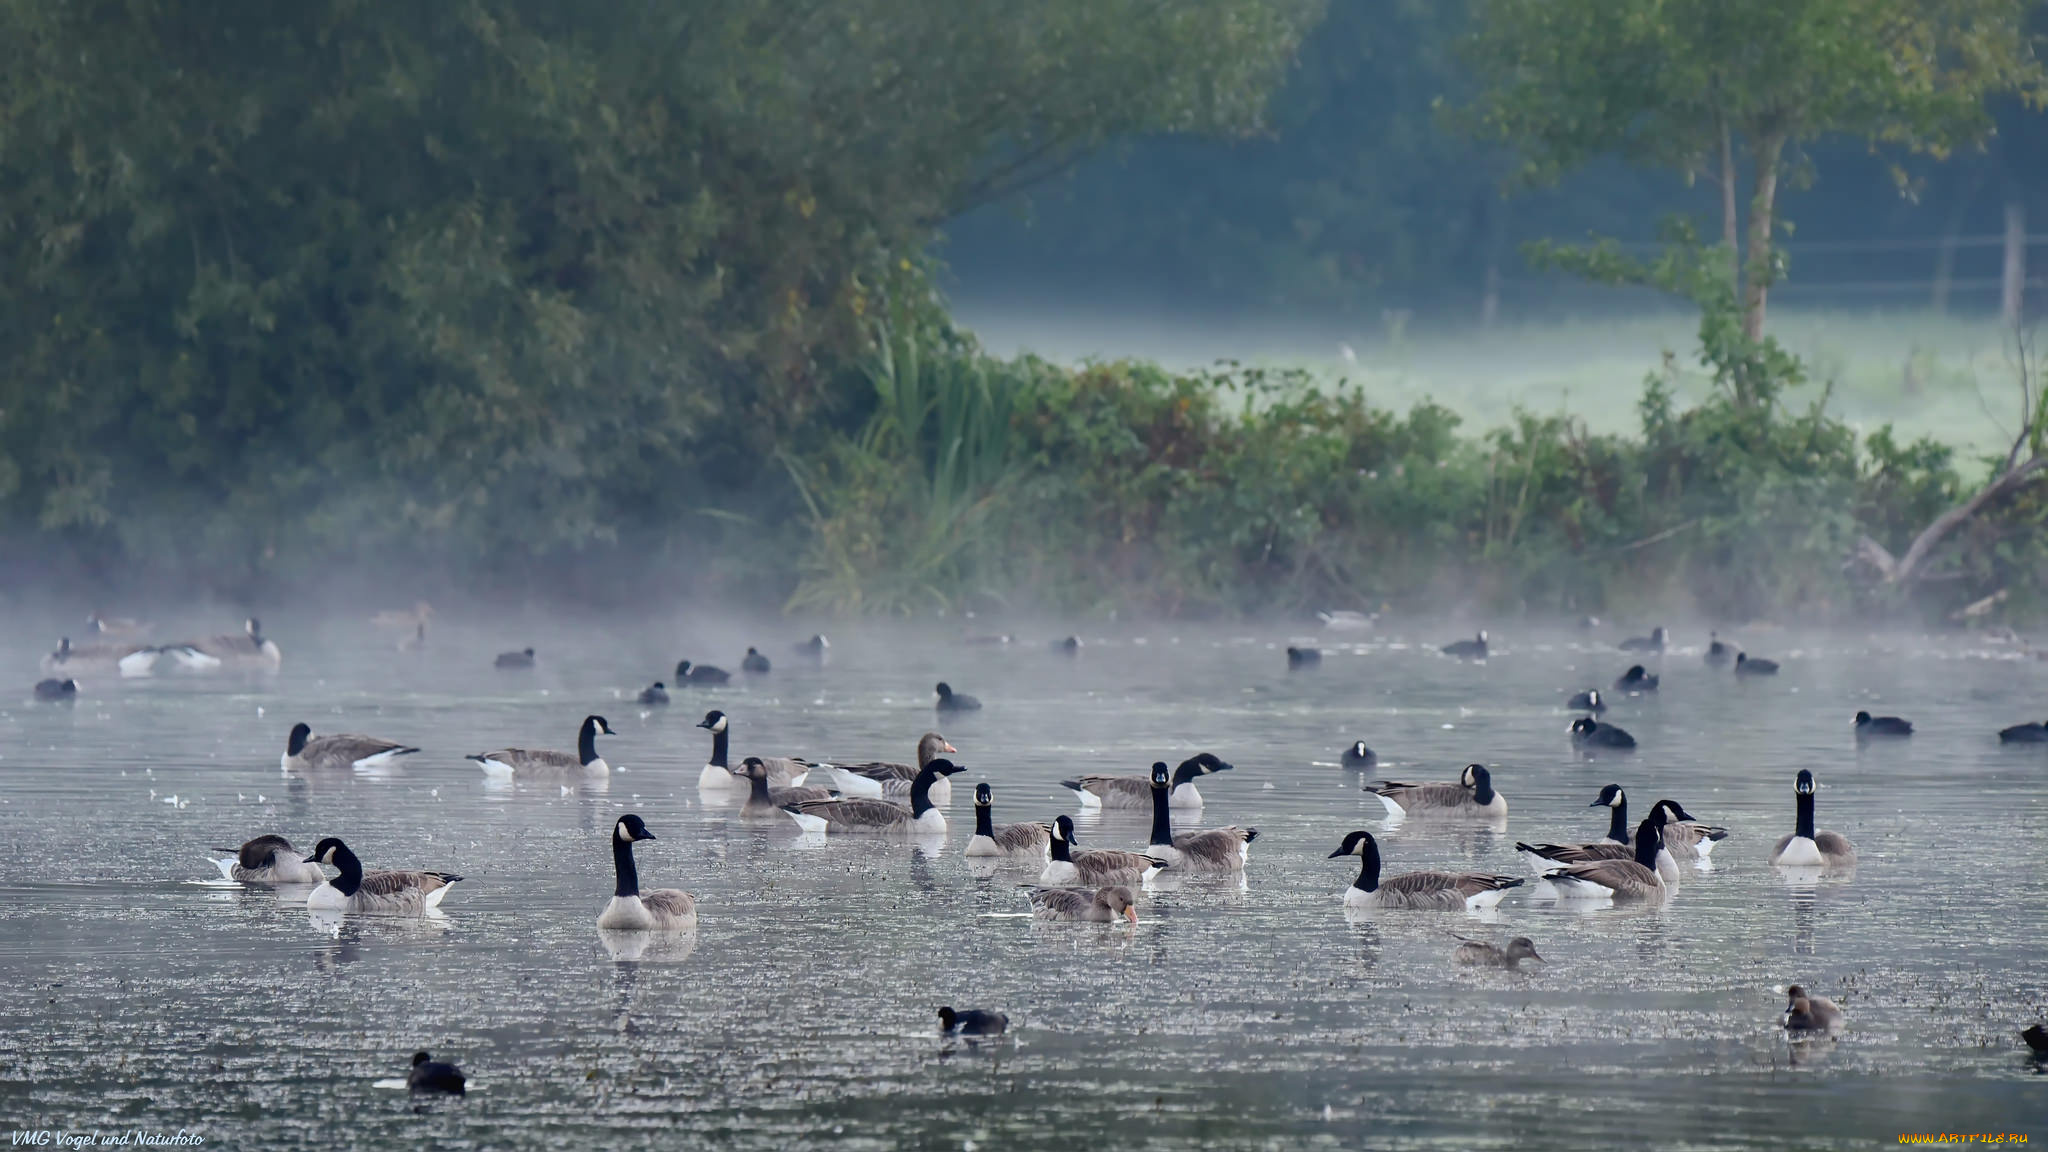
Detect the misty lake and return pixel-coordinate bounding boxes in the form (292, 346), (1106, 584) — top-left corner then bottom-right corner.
(2, 613), (2044, 1148)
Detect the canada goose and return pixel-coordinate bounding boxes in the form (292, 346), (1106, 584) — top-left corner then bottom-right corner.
(302, 837), (462, 914)
(207, 834), (327, 884)
(282, 723), (420, 773)
(407, 1052), (466, 1095)
(1026, 884), (1138, 923)
(938, 1006), (1009, 1036)
(1565, 688), (1606, 712)
(1620, 626), (1666, 652)
(1613, 664), (1658, 692)
(1328, 830), (1523, 910)
(1514, 784), (1634, 875)
(935, 682), (981, 712)
(1340, 741), (1377, 770)
(1365, 764), (1507, 819)
(33, 678), (77, 702)
(1451, 934), (1545, 969)
(1771, 769), (1855, 868)
(371, 602), (432, 630)
(1441, 631), (1488, 659)
(42, 636), (157, 678)
(965, 783), (1050, 858)
(1647, 799), (1728, 861)
(1998, 719), (2048, 743)
(1735, 652), (1779, 676)
(467, 715), (614, 778)
(494, 647), (536, 669)
(796, 634), (830, 656)
(1039, 815), (1166, 886)
(737, 756), (838, 817)
(1782, 985), (1845, 1034)
(1704, 631), (1732, 666)
(1287, 646), (1321, 668)
(741, 647), (772, 674)
(1520, 808), (1680, 887)
(676, 660), (730, 685)
(1853, 711), (1912, 738)
(1142, 762), (1257, 873)
(637, 681), (669, 706)
(1062, 751), (1232, 811)
(692, 710), (811, 791)
(2022, 1023), (2048, 1055)
(596, 814), (696, 931)
(86, 612), (153, 639)
(1053, 635), (1082, 654)
(817, 732), (956, 804)
(163, 618), (281, 671)
(781, 758), (964, 835)
(1570, 715), (1637, 751)
(1540, 815), (1669, 903)
(1319, 609), (1375, 631)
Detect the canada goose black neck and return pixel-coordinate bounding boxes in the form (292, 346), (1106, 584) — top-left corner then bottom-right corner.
(702, 718), (729, 768)
(1795, 773), (1817, 841)
(1348, 832), (1382, 892)
(973, 790), (995, 839)
(288, 723), (311, 756)
(1048, 817), (1075, 862)
(1146, 763), (1175, 849)
(612, 820), (642, 898)
(1171, 753), (1229, 787)
(1467, 765), (1496, 806)
(1633, 816), (1663, 870)
(1600, 789), (1630, 843)
(910, 759), (956, 817)
(578, 716), (606, 767)
(310, 838), (364, 897)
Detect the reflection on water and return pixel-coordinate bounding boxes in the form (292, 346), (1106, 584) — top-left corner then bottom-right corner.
(1, 617), (2044, 1145)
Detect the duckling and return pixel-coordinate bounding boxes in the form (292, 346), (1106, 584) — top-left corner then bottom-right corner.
(935, 681), (982, 712)
(675, 660), (730, 685)
(1735, 652), (1779, 676)
(1853, 710), (1912, 739)
(1782, 985), (1845, 1034)
(1620, 626), (1666, 653)
(407, 1051), (466, 1095)
(1340, 740), (1377, 770)
(494, 647), (536, 669)
(1613, 664), (1658, 693)
(1570, 715), (1637, 752)
(1286, 646), (1321, 669)
(1441, 631), (1488, 659)
(741, 647), (771, 674)
(33, 678), (77, 702)
(1565, 688), (1606, 712)
(1770, 769), (1855, 868)
(1450, 934), (1545, 970)
(938, 1006), (1009, 1036)
(637, 681), (670, 706)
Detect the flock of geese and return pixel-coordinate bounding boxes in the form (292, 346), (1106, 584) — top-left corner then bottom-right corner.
(33, 614), (2048, 1089)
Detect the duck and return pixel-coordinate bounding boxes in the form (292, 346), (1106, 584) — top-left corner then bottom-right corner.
(1613, 664), (1658, 692)
(1704, 631), (1732, 666)
(1647, 799), (1728, 862)
(964, 783), (1050, 858)
(1026, 884), (1138, 923)
(938, 1007), (1009, 1036)
(1053, 635), (1082, 655)
(282, 723), (420, 773)
(736, 756), (839, 818)
(1565, 688), (1606, 712)
(1328, 830), (1523, 910)
(207, 834), (327, 885)
(85, 612), (153, 640)
(1441, 631), (1488, 659)
(1340, 741), (1377, 770)
(675, 659), (730, 685)
(637, 681), (670, 706)
(1450, 934), (1545, 970)
(33, 678), (77, 702)
(407, 1052), (466, 1095)
(163, 618), (282, 671)
(935, 681), (981, 711)
(1287, 646), (1321, 669)
(1521, 806), (1680, 887)
(1141, 762), (1257, 873)
(1062, 751), (1232, 811)
(1782, 985), (1845, 1034)
(795, 634), (830, 657)
(467, 714), (614, 778)
(302, 837), (462, 915)
(781, 758), (964, 835)
(494, 647), (536, 669)
(1853, 710), (1912, 739)
(817, 732), (955, 803)
(1513, 783), (1632, 874)
(1770, 769), (1855, 868)
(1734, 652), (1779, 676)
(1998, 719), (2048, 743)
(1539, 815), (1669, 902)
(1569, 715), (1637, 751)
(741, 647), (772, 674)
(693, 710), (811, 791)
(42, 636), (158, 678)
(1365, 764), (1506, 819)
(1039, 815), (1165, 886)
(1620, 626), (1667, 653)
(595, 814), (696, 931)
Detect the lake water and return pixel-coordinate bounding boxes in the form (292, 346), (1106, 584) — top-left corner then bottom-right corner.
(2, 613), (2044, 1149)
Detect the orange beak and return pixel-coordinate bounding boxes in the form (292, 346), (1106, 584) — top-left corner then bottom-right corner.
(1124, 905), (1139, 924)
(944, 741), (958, 754)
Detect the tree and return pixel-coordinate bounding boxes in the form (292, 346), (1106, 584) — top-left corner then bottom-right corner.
(1463, 0), (2045, 342)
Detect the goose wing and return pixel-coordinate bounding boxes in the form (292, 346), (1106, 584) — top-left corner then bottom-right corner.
(306, 734), (419, 769)
(1171, 826), (1257, 871)
(1060, 775), (1149, 805)
(359, 869), (461, 898)
(639, 889), (697, 926)
(469, 747), (580, 773)
(754, 756), (814, 787)
(993, 822), (1051, 854)
(830, 759), (916, 783)
(1071, 847), (1158, 886)
(1367, 780), (1467, 811)
(1814, 831), (1857, 864)
(768, 785), (839, 805)
(1026, 886), (1098, 918)
(1547, 858), (1661, 899)
(1517, 840), (1631, 867)
(1659, 820), (1728, 857)
(785, 797), (910, 829)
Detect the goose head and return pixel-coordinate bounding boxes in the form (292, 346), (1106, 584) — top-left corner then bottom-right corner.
(1097, 886), (1139, 924)
(1460, 764), (1491, 790)
(1052, 814), (1076, 843)
(302, 837), (349, 865)
(917, 732), (958, 764)
(582, 715), (616, 737)
(921, 757), (966, 779)
(738, 756), (771, 780)
(615, 813), (655, 843)
(1328, 829), (1378, 859)
(1651, 798), (1697, 822)
(696, 710), (728, 733)
(1147, 761), (1171, 791)
(1795, 768), (1816, 796)
(287, 722), (313, 755)
(1591, 783), (1624, 809)
(1172, 752), (1232, 784)
(974, 782), (993, 808)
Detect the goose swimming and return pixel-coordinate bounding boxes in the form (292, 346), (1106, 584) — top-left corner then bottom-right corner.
(1782, 985), (1845, 1034)
(1365, 764), (1507, 819)
(1514, 784), (1634, 875)
(1062, 751), (1232, 811)
(208, 834), (327, 885)
(693, 710), (811, 791)
(736, 756), (838, 818)
(1026, 885), (1138, 923)
(1770, 769), (1855, 868)
(1646, 799), (1728, 862)
(468, 715), (614, 778)
(1539, 815), (1669, 903)
(282, 723), (420, 773)
(42, 636), (157, 678)
(1328, 830), (1523, 910)
(1039, 815), (1165, 886)
(1141, 762), (1256, 873)
(302, 837), (462, 915)
(1441, 631), (1488, 659)
(817, 732), (955, 803)
(1451, 934), (1545, 969)
(781, 758), (964, 835)
(595, 814), (696, 931)
(964, 783), (1050, 858)
(163, 618), (281, 671)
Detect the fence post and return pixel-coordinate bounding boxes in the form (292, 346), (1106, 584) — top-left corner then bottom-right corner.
(2003, 198), (2026, 326)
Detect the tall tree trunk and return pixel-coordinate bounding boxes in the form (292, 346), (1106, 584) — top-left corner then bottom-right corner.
(1741, 131), (1785, 343)
(1931, 166), (1984, 315)
(1718, 114), (1739, 288)
(2003, 195), (2027, 327)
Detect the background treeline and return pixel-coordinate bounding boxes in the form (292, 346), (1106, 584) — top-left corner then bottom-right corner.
(2, 0), (2045, 622)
